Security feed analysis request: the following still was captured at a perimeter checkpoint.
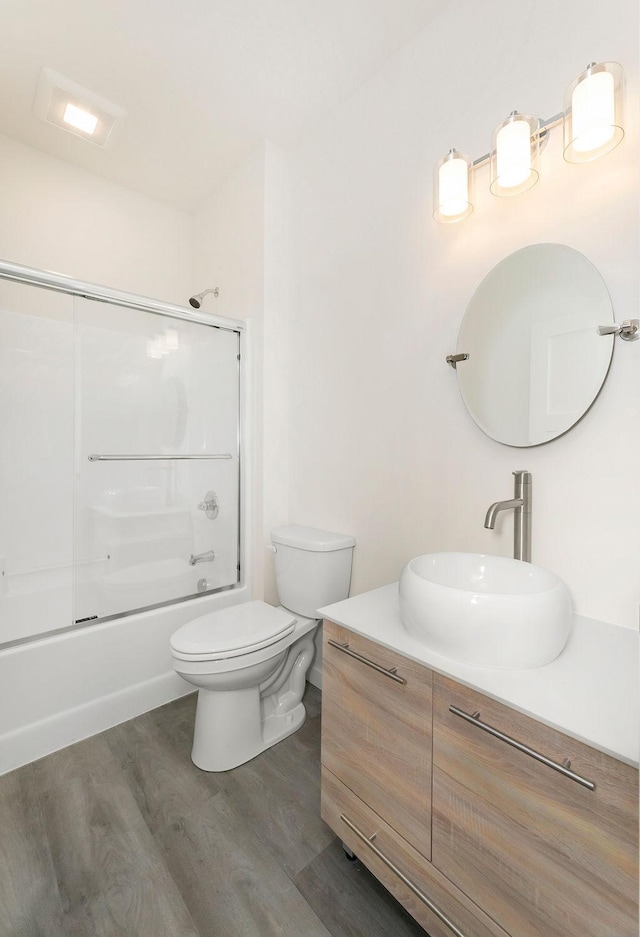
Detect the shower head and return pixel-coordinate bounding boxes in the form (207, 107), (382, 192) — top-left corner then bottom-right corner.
(189, 287), (219, 309)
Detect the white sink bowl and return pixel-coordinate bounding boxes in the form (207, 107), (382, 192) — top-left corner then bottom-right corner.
(398, 552), (572, 670)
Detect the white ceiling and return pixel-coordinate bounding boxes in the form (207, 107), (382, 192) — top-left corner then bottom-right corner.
(0, 0), (448, 210)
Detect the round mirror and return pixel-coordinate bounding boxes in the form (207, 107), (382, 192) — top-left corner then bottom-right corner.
(455, 243), (614, 447)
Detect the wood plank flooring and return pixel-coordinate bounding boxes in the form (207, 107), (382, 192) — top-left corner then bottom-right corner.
(0, 685), (428, 937)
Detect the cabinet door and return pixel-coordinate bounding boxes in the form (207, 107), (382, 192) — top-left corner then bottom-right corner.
(321, 620), (432, 859)
(432, 674), (639, 937)
(322, 767), (510, 937)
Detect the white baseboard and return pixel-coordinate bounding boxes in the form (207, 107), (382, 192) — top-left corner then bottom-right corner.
(0, 670), (192, 777)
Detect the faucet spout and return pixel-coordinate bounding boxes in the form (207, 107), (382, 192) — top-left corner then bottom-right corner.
(484, 498), (524, 530)
(189, 549), (216, 566)
(484, 471), (532, 562)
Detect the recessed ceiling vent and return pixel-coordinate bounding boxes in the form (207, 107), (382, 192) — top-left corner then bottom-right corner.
(34, 67), (126, 147)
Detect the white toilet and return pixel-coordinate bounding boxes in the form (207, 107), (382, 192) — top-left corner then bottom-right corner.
(170, 525), (355, 771)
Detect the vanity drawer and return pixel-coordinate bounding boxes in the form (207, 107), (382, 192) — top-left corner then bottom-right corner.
(321, 620), (432, 859)
(322, 766), (510, 937)
(432, 674), (639, 937)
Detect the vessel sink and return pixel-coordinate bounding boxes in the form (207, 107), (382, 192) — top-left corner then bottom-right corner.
(398, 552), (571, 669)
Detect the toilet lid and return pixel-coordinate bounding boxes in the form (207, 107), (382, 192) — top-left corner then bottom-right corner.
(170, 600), (296, 659)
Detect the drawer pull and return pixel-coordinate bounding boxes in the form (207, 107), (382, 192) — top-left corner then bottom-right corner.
(327, 640), (407, 684)
(449, 705), (596, 791)
(340, 813), (467, 937)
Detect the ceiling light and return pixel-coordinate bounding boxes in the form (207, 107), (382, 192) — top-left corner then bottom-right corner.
(34, 67), (126, 147)
(63, 103), (98, 135)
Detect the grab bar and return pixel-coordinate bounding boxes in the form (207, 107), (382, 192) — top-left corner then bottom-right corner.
(88, 453), (232, 461)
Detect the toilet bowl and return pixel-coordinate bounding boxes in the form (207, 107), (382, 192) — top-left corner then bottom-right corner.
(171, 600), (318, 771)
(170, 525), (355, 772)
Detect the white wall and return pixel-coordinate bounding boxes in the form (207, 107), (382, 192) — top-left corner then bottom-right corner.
(0, 133), (192, 303)
(288, 0), (639, 629)
(193, 142), (293, 604)
(193, 146), (267, 598)
(262, 143), (293, 604)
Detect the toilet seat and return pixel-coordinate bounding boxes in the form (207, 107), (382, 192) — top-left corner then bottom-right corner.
(170, 600), (296, 662)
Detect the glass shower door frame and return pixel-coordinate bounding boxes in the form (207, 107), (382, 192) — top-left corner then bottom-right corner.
(0, 258), (245, 645)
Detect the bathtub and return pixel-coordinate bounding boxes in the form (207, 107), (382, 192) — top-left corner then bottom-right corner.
(0, 583), (249, 775)
(1, 567), (74, 646)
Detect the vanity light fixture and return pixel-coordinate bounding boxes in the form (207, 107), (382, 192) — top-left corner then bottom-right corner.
(433, 61), (624, 223)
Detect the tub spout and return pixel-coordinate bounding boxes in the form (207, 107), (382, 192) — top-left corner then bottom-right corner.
(189, 549), (215, 566)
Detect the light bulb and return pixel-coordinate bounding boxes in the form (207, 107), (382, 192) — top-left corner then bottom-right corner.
(439, 157), (469, 217)
(563, 62), (624, 163)
(63, 103), (98, 135)
(490, 113), (539, 198)
(571, 70), (615, 153)
(433, 150), (473, 223)
(496, 120), (531, 188)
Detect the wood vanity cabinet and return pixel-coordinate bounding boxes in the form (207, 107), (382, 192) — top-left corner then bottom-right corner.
(321, 620), (639, 937)
(321, 620), (509, 937)
(321, 620), (432, 859)
(432, 674), (639, 937)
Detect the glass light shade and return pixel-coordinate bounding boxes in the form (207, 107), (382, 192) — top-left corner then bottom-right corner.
(433, 149), (474, 223)
(490, 112), (540, 197)
(563, 62), (624, 162)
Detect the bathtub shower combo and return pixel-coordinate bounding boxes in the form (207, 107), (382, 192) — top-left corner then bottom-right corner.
(0, 261), (250, 772)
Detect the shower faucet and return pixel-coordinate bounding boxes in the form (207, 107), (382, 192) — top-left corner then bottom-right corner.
(484, 470), (532, 562)
(189, 550), (216, 566)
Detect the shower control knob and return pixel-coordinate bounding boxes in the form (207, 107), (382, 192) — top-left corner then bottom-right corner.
(198, 491), (219, 519)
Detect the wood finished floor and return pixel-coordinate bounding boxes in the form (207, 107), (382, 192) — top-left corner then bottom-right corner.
(0, 685), (428, 937)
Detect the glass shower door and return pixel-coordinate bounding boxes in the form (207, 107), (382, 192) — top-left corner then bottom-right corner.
(74, 298), (240, 622)
(0, 280), (74, 644)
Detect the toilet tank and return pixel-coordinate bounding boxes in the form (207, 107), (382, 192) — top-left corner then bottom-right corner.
(271, 525), (355, 618)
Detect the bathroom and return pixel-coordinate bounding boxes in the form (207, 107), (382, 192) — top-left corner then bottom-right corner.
(0, 0), (637, 935)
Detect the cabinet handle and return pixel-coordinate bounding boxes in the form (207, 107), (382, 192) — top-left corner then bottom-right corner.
(327, 639), (407, 684)
(340, 813), (468, 937)
(449, 705), (596, 791)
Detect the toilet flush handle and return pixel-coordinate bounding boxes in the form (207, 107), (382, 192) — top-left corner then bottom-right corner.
(266, 544), (277, 554)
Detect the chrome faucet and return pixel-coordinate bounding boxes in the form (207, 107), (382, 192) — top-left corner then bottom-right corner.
(189, 549), (215, 566)
(484, 470), (532, 562)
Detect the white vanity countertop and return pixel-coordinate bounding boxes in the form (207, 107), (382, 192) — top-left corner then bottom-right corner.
(319, 584), (639, 767)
